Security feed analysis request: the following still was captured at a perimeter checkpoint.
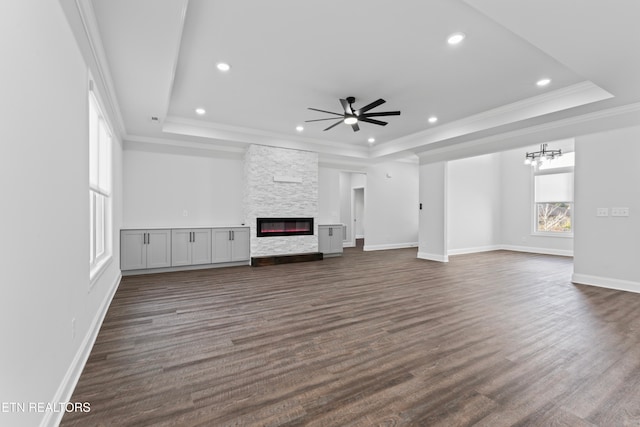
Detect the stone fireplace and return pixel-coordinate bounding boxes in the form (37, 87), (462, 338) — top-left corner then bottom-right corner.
(244, 145), (318, 257)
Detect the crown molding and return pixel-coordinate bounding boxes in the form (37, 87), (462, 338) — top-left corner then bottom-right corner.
(371, 81), (613, 159)
(124, 134), (246, 156)
(162, 116), (370, 159)
(73, 0), (127, 138)
(417, 101), (640, 163)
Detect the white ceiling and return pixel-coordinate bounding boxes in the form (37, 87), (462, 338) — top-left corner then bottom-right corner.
(90, 0), (640, 163)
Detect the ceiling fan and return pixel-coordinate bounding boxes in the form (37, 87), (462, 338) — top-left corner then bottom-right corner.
(306, 96), (401, 132)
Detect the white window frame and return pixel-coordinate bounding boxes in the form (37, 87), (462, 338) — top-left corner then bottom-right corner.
(89, 80), (113, 284)
(532, 162), (574, 238)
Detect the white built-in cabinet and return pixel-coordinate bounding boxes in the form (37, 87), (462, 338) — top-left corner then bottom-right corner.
(121, 229), (172, 270)
(318, 224), (344, 256)
(212, 228), (251, 263)
(171, 229), (212, 266)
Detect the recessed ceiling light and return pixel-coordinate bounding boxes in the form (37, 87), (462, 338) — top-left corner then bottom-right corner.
(428, 116), (438, 124)
(447, 32), (466, 45)
(195, 108), (206, 115)
(296, 125), (304, 132)
(216, 62), (231, 72)
(368, 138), (375, 143)
(537, 78), (551, 87)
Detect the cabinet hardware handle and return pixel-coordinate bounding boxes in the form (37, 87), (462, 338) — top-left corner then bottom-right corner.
(191, 232), (194, 242)
(143, 233), (146, 245)
(232, 230), (235, 240)
(147, 233), (150, 244)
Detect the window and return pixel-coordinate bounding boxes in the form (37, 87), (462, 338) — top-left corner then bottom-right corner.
(533, 152), (574, 234)
(89, 84), (112, 279)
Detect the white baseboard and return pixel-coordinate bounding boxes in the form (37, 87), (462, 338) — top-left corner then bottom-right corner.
(363, 242), (418, 252)
(343, 242), (355, 248)
(448, 245), (502, 256)
(43, 272), (122, 427)
(572, 273), (640, 294)
(499, 245), (573, 257)
(417, 251), (449, 262)
(355, 234), (364, 239)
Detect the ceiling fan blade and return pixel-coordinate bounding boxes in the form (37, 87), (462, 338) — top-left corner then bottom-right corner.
(305, 117), (348, 122)
(362, 111), (401, 117)
(360, 117), (388, 126)
(339, 99), (353, 115)
(307, 107), (343, 116)
(356, 98), (385, 115)
(324, 120), (343, 131)
(351, 122), (360, 132)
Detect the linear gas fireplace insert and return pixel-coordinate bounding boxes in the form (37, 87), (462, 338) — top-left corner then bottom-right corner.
(257, 217), (314, 237)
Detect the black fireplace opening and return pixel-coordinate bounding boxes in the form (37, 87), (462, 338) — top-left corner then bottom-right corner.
(257, 217), (314, 237)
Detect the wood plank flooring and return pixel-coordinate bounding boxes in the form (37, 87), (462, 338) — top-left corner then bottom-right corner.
(62, 245), (640, 426)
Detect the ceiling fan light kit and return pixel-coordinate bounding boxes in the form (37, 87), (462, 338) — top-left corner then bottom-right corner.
(306, 96), (401, 132)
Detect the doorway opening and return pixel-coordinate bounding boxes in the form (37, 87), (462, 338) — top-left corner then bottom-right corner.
(352, 187), (365, 249)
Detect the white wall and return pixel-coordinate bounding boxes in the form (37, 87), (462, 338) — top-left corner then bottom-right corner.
(0, 2), (122, 426)
(318, 167), (341, 224)
(500, 145), (574, 256)
(418, 162), (448, 261)
(573, 125), (640, 292)
(365, 161), (419, 250)
(447, 154), (501, 254)
(123, 144), (244, 227)
(339, 172), (352, 242)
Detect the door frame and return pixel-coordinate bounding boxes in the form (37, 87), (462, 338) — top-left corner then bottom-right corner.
(351, 186), (365, 247)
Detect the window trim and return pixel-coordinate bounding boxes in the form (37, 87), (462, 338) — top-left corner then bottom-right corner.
(531, 157), (574, 238)
(89, 79), (114, 285)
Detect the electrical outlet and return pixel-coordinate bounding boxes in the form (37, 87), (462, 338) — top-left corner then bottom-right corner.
(611, 207), (630, 217)
(596, 208), (609, 217)
(183, 210), (188, 217)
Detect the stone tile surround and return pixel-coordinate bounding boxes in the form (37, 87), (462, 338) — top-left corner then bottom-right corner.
(244, 145), (318, 256)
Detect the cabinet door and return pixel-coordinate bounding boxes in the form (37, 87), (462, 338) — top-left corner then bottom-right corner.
(171, 229), (192, 266)
(212, 229), (232, 263)
(318, 226), (330, 254)
(191, 229), (212, 265)
(231, 228), (250, 261)
(121, 230), (146, 270)
(330, 226), (343, 253)
(147, 230), (171, 268)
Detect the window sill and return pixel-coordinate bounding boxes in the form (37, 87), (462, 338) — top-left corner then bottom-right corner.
(90, 255), (113, 291)
(531, 232), (574, 239)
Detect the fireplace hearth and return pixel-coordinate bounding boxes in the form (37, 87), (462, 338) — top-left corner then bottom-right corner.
(257, 217), (314, 237)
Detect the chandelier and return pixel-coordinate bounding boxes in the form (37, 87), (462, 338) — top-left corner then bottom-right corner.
(524, 143), (562, 167)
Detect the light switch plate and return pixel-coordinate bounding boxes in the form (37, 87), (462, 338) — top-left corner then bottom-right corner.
(611, 207), (630, 217)
(596, 208), (609, 217)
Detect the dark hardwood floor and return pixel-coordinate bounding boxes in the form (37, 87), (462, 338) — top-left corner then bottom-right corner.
(62, 246), (640, 426)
